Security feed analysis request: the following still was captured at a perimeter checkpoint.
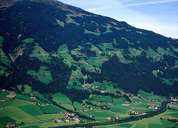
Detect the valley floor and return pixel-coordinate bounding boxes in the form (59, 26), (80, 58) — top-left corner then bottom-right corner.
(0, 89), (178, 128)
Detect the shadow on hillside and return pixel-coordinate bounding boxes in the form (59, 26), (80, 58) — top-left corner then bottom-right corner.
(101, 55), (178, 96)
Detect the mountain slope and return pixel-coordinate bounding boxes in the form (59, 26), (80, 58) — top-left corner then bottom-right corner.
(1, 0), (178, 127)
(0, 0), (178, 96)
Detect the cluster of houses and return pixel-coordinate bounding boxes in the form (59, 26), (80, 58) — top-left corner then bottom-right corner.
(54, 112), (80, 124)
(129, 110), (146, 116)
(122, 101), (130, 107)
(64, 112), (80, 122)
(106, 116), (120, 121)
(5, 122), (16, 128)
(129, 104), (160, 116)
(170, 97), (178, 102)
(6, 91), (16, 99)
(147, 104), (160, 110)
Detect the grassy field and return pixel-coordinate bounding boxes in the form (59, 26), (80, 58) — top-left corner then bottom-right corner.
(27, 66), (53, 85)
(96, 105), (178, 128)
(128, 109), (177, 128)
(52, 92), (74, 111)
(0, 89), (177, 128)
(0, 90), (70, 128)
(86, 110), (117, 121)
